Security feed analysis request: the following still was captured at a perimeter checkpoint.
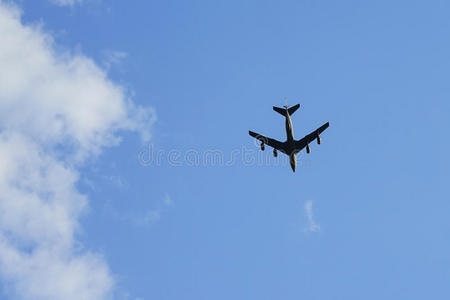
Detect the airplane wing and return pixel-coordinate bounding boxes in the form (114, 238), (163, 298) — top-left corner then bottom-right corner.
(294, 122), (330, 151)
(249, 131), (287, 153)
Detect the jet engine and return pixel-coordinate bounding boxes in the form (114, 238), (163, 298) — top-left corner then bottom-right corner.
(260, 141), (265, 151)
(306, 144), (311, 154)
(317, 135), (321, 145)
(273, 149), (277, 157)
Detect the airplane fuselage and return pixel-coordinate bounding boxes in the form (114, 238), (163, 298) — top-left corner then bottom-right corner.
(285, 111), (294, 143)
(284, 109), (297, 172)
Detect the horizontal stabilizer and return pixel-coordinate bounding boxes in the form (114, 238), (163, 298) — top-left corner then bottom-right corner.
(273, 104), (300, 116)
(273, 106), (287, 116)
(288, 104), (300, 115)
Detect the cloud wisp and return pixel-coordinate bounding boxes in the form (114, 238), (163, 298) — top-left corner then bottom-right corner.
(0, 2), (154, 299)
(109, 193), (174, 228)
(303, 200), (321, 234)
(102, 50), (128, 72)
(49, 0), (83, 7)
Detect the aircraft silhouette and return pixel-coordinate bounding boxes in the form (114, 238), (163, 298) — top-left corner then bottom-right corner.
(249, 104), (329, 172)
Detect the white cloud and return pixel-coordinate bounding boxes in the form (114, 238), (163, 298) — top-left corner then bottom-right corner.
(0, 3), (155, 162)
(303, 200), (320, 233)
(0, 2), (154, 299)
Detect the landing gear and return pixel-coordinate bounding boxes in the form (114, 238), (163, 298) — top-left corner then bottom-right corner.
(273, 149), (277, 157)
(306, 144), (311, 154)
(260, 141), (265, 151)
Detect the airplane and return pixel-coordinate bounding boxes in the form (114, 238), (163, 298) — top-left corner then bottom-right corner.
(249, 104), (329, 172)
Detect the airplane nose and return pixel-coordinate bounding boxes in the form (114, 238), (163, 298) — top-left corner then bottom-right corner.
(290, 153), (297, 172)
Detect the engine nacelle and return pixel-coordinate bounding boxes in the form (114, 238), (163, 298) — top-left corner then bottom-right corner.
(273, 149), (277, 157)
(317, 135), (321, 145)
(306, 144), (311, 154)
(260, 141), (265, 151)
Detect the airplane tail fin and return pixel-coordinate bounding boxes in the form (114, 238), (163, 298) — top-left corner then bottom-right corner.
(273, 104), (300, 116)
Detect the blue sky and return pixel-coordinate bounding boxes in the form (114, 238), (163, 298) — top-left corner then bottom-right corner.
(1, 0), (450, 299)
